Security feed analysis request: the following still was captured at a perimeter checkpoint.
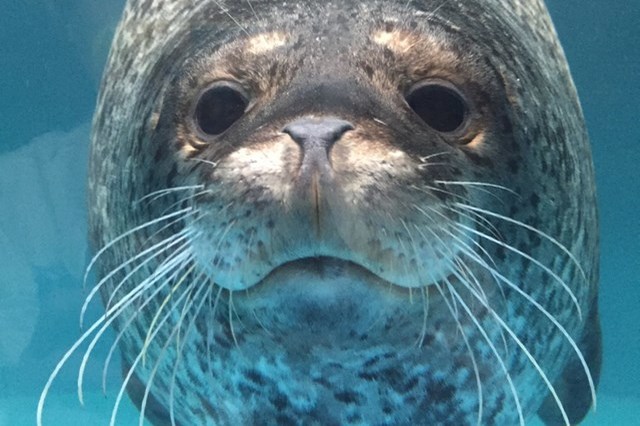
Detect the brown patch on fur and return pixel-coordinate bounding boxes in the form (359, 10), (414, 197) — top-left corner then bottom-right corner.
(246, 32), (288, 55)
(369, 27), (461, 84)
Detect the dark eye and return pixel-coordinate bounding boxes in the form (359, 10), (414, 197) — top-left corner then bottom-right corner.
(406, 81), (469, 133)
(194, 82), (248, 136)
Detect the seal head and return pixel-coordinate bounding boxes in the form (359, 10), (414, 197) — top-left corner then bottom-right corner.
(83, 1), (600, 424)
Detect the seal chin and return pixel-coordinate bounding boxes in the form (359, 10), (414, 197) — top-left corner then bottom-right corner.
(233, 256), (432, 347)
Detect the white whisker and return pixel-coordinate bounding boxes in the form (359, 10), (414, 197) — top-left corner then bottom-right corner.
(419, 151), (451, 162)
(448, 281), (571, 426)
(135, 185), (204, 205)
(228, 291), (239, 347)
(188, 157), (219, 169)
(409, 183), (472, 206)
(80, 249), (195, 404)
(455, 203), (588, 284)
(142, 263), (197, 365)
(246, 0), (259, 22)
(83, 207), (193, 289)
(434, 280), (484, 426)
(212, 0), (250, 36)
(417, 286), (429, 347)
(138, 273), (209, 426)
(460, 251), (597, 413)
(454, 222), (582, 318)
(168, 276), (212, 426)
(109, 265), (196, 426)
(434, 180), (519, 197)
(81, 229), (193, 328)
(100, 243), (200, 393)
(37, 246), (192, 426)
(442, 281), (525, 426)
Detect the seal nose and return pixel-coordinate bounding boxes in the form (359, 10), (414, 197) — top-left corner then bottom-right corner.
(283, 117), (354, 157)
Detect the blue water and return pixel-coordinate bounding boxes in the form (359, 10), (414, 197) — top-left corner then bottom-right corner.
(0, 1), (638, 425)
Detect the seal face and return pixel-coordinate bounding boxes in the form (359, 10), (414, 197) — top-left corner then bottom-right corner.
(40, 1), (601, 425)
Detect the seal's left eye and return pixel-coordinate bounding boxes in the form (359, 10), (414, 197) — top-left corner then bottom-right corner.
(194, 83), (248, 136)
(406, 81), (469, 134)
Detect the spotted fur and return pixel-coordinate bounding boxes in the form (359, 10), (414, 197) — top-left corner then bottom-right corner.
(39, 1), (600, 425)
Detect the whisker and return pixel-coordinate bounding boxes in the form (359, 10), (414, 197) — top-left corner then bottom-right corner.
(158, 189), (213, 218)
(246, 0), (259, 21)
(397, 217), (438, 347)
(444, 204), (503, 241)
(373, 117), (388, 126)
(140, 208), (202, 248)
(83, 207), (193, 289)
(416, 161), (449, 169)
(447, 282), (571, 426)
(460, 251), (597, 413)
(187, 157), (219, 169)
(38, 313), (114, 425)
(109, 264), (197, 426)
(212, 0), (250, 36)
(142, 263), (197, 366)
(228, 291), (239, 347)
(400, 218), (429, 286)
(419, 151), (451, 162)
(135, 185), (204, 205)
(409, 206), (489, 300)
(168, 276), (212, 426)
(434, 180), (520, 197)
(37, 246), (192, 426)
(426, 0), (453, 19)
(388, 214), (420, 293)
(454, 203), (588, 284)
(99, 246), (199, 393)
(206, 286), (225, 375)
(409, 183), (473, 207)
(208, 220), (238, 271)
(421, 232), (517, 423)
(138, 273), (209, 426)
(103, 229), (200, 314)
(435, 180), (511, 206)
(412, 207), (498, 301)
(440, 280), (525, 426)
(434, 280), (484, 426)
(446, 243), (510, 355)
(454, 222), (582, 318)
(79, 249), (195, 404)
(416, 286), (429, 347)
(82, 229), (193, 328)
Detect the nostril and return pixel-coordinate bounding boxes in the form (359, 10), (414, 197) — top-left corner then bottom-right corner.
(283, 117), (354, 151)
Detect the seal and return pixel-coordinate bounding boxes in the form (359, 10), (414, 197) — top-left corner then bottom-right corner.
(38, 1), (601, 425)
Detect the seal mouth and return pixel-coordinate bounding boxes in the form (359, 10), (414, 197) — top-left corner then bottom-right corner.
(252, 255), (441, 296)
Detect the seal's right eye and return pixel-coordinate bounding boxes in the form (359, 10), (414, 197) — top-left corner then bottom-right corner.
(194, 82), (248, 136)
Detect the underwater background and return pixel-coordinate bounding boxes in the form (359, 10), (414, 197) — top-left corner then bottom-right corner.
(0, 0), (638, 424)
